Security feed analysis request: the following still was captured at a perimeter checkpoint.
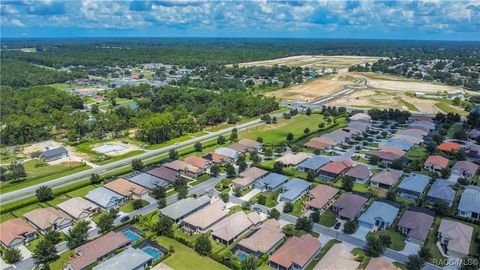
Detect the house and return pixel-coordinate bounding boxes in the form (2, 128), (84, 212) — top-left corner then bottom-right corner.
(276, 152), (311, 167)
(350, 113), (371, 122)
(358, 201), (400, 230)
(211, 212), (261, 245)
(437, 142), (461, 153)
(344, 164), (371, 183)
(396, 174), (430, 200)
(437, 219), (473, 258)
(365, 257), (400, 270)
(92, 247), (154, 270)
(86, 187), (124, 210)
(379, 139), (414, 151)
(297, 155), (330, 173)
(184, 156), (212, 172)
(397, 129), (428, 138)
(104, 179), (147, 200)
(0, 218), (37, 249)
(467, 129), (480, 140)
(452, 160), (479, 180)
(280, 178), (311, 203)
(182, 200), (228, 233)
(229, 142), (255, 154)
(331, 193), (369, 220)
(214, 147), (240, 160)
(410, 121), (435, 131)
(269, 234), (321, 270)
(318, 160), (352, 180)
(164, 160), (202, 179)
(312, 243), (360, 270)
(323, 129), (350, 143)
(160, 196), (210, 223)
(57, 197), (99, 220)
(306, 184), (339, 211)
(304, 137), (338, 151)
(426, 180), (456, 206)
(397, 208), (435, 245)
(232, 167), (269, 190)
(254, 173), (289, 191)
(424, 155), (449, 172)
(370, 169), (403, 189)
(24, 207), (72, 234)
(67, 231), (131, 270)
(237, 139), (262, 152)
(40, 147), (68, 161)
(366, 147), (405, 165)
(466, 144), (480, 159)
(392, 134), (423, 145)
(457, 185), (480, 220)
(203, 152), (230, 164)
(236, 219), (285, 257)
(144, 167), (179, 185)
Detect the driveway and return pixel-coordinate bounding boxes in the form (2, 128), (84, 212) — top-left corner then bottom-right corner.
(352, 225), (370, 240)
(240, 188), (261, 201)
(400, 241), (421, 256)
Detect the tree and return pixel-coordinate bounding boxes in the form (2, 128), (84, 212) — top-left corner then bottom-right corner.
(386, 190), (397, 201)
(343, 220), (358, 234)
(406, 255), (425, 270)
(217, 135), (226, 145)
(441, 167), (451, 179)
(230, 128), (238, 141)
(283, 202), (293, 213)
(418, 246), (431, 261)
(257, 194), (267, 205)
(132, 199), (145, 210)
(169, 149), (179, 160)
(295, 216), (313, 232)
(97, 209), (118, 233)
(256, 137), (263, 143)
(194, 142), (202, 152)
(242, 201), (251, 210)
(286, 132), (294, 141)
(365, 234), (386, 257)
(234, 186), (242, 197)
(8, 162), (27, 181)
(304, 128), (310, 134)
(319, 122), (325, 128)
(250, 151), (261, 164)
(269, 208), (280, 219)
(310, 211), (320, 223)
(91, 103), (99, 114)
(263, 148), (273, 159)
(66, 220), (90, 249)
(132, 158), (144, 170)
(177, 187), (188, 199)
(342, 177), (354, 191)
(153, 215), (173, 237)
(220, 191), (229, 203)
(44, 230), (62, 244)
(194, 234), (212, 256)
(150, 185), (166, 200)
(36, 186), (54, 202)
(157, 197), (167, 208)
(273, 161), (284, 173)
(89, 173), (101, 184)
(369, 155), (380, 165)
(3, 248), (22, 264)
(225, 163), (236, 177)
(306, 108), (312, 115)
(237, 159), (248, 172)
(240, 255), (257, 270)
(210, 164), (220, 177)
(33, 238), (58, 269)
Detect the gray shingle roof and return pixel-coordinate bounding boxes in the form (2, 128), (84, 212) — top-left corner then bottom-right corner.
(254, 173), (288, 190)
(280, 178), (311, 201)
(458, 186), (480, 214)
(92, 248), (153, 270)
(298, 155), (331, 171)
(40, 147), (68, 159)
(124, 171), (169, 189)
(160, 196), (210, 221)
(86, 187), (124, 208)
(398, 174), (430, 194)
(427, 180), (455, 204)
(359, 201), (400, 226)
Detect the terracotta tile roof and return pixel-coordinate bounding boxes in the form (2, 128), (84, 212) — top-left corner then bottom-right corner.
(304, 140), (330, 150)
(319, 161), (352, 175)
(232, 167), (268, 187)
(228, 143), (251, 153)
(210, 152), (230, 163)
(68, 232), (131, 270)
(146, 166), (178, 183)
(182, 200), (227, 230)
(307, 184), (339, 209)
(24, 207), (72, 230)
(379, 147), (406, 156)
(104, 178), (146, 197)
(365, 257), (399, 270)
(237, 139), (261, 149)
(211, 212), (261, 242)
(313, 243), (360, 270)
(437, 142), (461, 152)
(269, 234), (321, 269)
(184, 156), (211, 170)
(0, 218), (36, 246)
(425, 155), (449, 169)
(238, 219), (285, 253)
(164, 160), (202, 174)
(57, 197), (99, 220)
(277, 152), (311, 166)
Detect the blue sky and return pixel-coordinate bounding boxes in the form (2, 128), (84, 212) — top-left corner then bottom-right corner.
(1, 0), (479, 41)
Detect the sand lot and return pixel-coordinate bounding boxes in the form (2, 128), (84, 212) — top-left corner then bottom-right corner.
(92, 141), (140, 156)
(23, 140), (64, 155)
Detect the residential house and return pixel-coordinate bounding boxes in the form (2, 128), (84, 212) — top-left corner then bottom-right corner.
(236, 219), (285, 257)
(379, 139), (415, 151)
(211, 212), (261, 245)
(0, 218), (37, 249)
(344, 164), (371, 183)
(40, 147), (68, 161)
(304, 136), (338, 151)
(358, 201), (400, 230)
(229, 142), (255, 154)
(365, 257), (400, 270)
(466, 144), (480, 159)
(214, 147), (240, 160)
(323, 129), (350, 144)
(437, 142), (461, 153)
(452, 160), (479, 180)
(24, 207), (72, 234)
(370, 169), (403, 189)
(331, 193), (369, 220)
(366, 147), (405, 165)
(104, 178), (147, 200)
(437, 219), (473, 258)
(426, 180), (456, 206)
(467, 129), (480, 140)
(164, 160), (202, 179)
(182, 200), (228, 233)
(457, 186), (480, 220)
(424, 155), (449, 172)
(254, 173), (289, 191)
(92, 247), (154, 270)
(57, 197), (99, 220)
(203, 152), (230, 164)
(297, 155), (330, 173)
(410, 121), (435, 131)
(318, 160), (352, 180)
(397, 208), (435, 245)
(144, 167), (179, 186)
(312, 243), (360, 270)
(160, 196), (210, 223)
(306, 184), (339, 211)
(397, 129), (428, 138)
(237, 139), (262, 152)
(232, 167), (269, 190)
(276, 153), (311, 167)
(67, 231), (131, 270)
(86, 187), (124, 210)
(184, 156), (212, 172)
(269, 234), (321, 270)
(391, 134), (423, 145)
(280, 178), (311, 203)
(396, 174), (430, 201)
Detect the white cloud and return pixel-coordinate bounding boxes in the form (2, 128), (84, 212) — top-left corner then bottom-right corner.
(10, 18), (25, 27)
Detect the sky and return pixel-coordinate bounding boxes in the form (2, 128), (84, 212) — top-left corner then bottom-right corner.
(1, 0), (479, 41)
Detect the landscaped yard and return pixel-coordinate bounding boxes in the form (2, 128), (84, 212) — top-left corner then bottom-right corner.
(253, 189), (282, 207)
(367, 229), (406, 251)
(305, 239), (342, 270)
(292, 196), (308, 216)
(318, 210), (337, 227)
(424, 217), (446, 266)
(406, 147), (428, 161)
(65, 184), (101, 197)
(11, 202), (48, 218)
(190, 174), (211, 186)
(49, 250), (74, 270)
(119, 199), (149, 213)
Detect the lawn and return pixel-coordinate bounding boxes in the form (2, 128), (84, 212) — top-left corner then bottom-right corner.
(282, 224), (319, 238)
(352, 248), (371, 269)
(253, 189), (282, 208)
(367, 229), (406, 251)
(318, 210), (337, 227)
(50, 250), (73, 270)
(406, 147), (428, 161)
(119, 199), (149, 213)
(190, 174), (211, 186)
(239, 114), (326, 145)
(65, 184), (100, 197)
(435, 101), (467, 115)
(305, 239), (342, 270)
(353, 181), (370, 193)
(424, 217), (446, 266)
(12, 202), (48, 218)
(0, 212), (17, 222)
(46, 195), (72, 206)
(156, 236), (229, 270)
(291, 196), (308, 216)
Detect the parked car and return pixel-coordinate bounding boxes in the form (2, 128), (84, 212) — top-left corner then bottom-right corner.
(253, 206), (262, 212)
(334, 222), (341, 230)
(120, 216), (130, 223)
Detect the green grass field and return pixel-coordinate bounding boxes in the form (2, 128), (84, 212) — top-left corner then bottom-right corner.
(252, 189), (282, 207)
(119, 199), (149, 213)
(65, 184), (101, 197)
(424, 217), (446, 266)
(406, 147), (428, 161)
(435, 101), (467, 115)
(367, 229), (406, 251)
(318, 210), (337, 227)
(292, 196), (308, 216)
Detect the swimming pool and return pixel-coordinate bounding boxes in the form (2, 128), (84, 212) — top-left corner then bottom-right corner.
(237, 253), (248, 261)
(143, 247), (164, 260)
(123, 231), (141, 242)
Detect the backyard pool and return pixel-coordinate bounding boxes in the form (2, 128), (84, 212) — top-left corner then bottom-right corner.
(136, 240), (167, 261)
(143, 247), (164, 260)
(238, 253), (248, 261)
(116, 224), (144, 242)
(123, 231), (141, 242)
